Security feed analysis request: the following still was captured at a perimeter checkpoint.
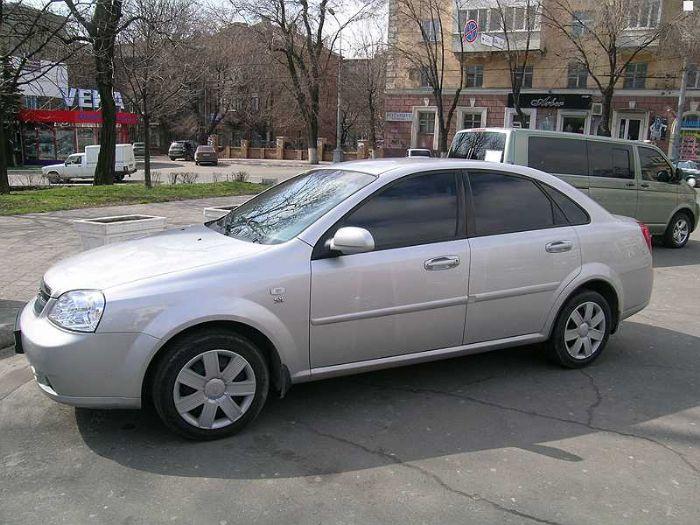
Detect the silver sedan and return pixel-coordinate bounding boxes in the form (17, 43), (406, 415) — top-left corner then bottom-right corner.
(17, 159), (653, 439)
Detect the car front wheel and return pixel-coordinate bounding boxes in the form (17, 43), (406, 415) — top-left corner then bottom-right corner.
(663, 212), (691, 248)
(546, 290), (611, 368)
(152, 329), (269, 440)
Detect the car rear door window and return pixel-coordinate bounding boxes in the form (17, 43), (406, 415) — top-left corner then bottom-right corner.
(468, 171), (557, 236)
(588, 141), (634, 179)
(340, 171), (459, 250)
(528, 137), (588, 176)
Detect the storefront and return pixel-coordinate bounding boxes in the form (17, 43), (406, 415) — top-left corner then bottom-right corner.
(507, 93), (593, 133)
(678, 112), (700, 161)
(18, 108), (138, 165)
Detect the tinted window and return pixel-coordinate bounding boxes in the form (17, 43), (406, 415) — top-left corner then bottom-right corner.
(448, 131), (506, 161)
(340, 171), (458, 250)
(469, 172), (556, 236)
(528, 137), (587, 176)
(588, 142), (634, 179)
(540, 184), (589, 225)
(209, 170), (375, 244)
(639, 147), (674, 183)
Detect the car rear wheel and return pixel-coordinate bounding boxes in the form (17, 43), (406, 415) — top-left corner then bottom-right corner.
(546, 290), (611, 368)
(151, 329), (269, 440)
(663, 211), (691, 249)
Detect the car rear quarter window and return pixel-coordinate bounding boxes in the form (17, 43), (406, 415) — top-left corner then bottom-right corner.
(340, 171), (459, 250)
(540, 184), (590, 225)
(527, 137), (587, 176)
(588, 141), (634, 179)
(468, 171), (558, 236)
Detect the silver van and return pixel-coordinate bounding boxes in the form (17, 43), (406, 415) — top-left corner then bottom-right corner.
(448, 128), (699, 248)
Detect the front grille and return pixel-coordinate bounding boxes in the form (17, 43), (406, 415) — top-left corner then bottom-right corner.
(33, 280), (51, 315)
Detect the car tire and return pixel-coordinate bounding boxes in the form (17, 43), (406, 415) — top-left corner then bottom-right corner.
(113, 173), (125, 183)
(195, 161), (199, 166)
(546, 290), (612, 369)
(151, 329), (269, 440)
(663, 211), (692, 249)
(169, 156), (176, 161)
(46, 172), (62, 184)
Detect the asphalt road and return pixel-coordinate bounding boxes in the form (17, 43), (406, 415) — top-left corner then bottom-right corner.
(1, 234), (699, 524)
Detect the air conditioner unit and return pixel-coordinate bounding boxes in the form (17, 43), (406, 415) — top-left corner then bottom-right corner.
(591, 103), (603, 116)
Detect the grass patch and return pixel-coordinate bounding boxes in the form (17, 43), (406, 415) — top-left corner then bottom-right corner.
(0, 181), (264, 216)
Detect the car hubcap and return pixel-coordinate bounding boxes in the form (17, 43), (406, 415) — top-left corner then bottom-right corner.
(173, 349), (256, 430)
(564, 302), (606, 360)
(673, 219), (689, 245)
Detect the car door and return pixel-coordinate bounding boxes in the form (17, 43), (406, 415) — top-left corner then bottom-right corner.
(636, 145), (679, 231)
(587, 141), (638, 218)
(464, 170), (582, 344)
(309, 170), (469, 368)
(63, 155), (81, 178)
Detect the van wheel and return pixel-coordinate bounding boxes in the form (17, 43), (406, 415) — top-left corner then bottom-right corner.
(546, 290), (612, 369)
(663, 212), (691, 248)
(151, 329), (269, 440)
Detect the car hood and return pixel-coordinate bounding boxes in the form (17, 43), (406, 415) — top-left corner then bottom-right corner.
(41, 163), (64, 173)
(43, 225), (270, 296)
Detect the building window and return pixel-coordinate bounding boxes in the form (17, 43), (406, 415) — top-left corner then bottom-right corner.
(420, 19), (441, 42)
(418, 111), (436, 134)
(623, 62), (647, 89)
(464, 65), (484, 88)
(571, 11), (593, 37)
(23, 95), (39, 109)
(688, 64), (700, 89)
(462, 112), (482, 129)
(567, 63), (588, 88)
(419, 66), (431, 87)
(516, 65), (533, 88)
(628, 0), (661, 28)
(458, 9), (488, 32)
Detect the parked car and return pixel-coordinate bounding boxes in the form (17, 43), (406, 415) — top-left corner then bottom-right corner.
(17, 159), (653, 440)
(674, 160), (699, 187)
(449, 128), (699, 248)
(407, 148), (432, 157)
(41, 144), (137, 183)
(133, 142), (146, 158)
(195, 145), (218, 166)
(168, 140), (196, 161)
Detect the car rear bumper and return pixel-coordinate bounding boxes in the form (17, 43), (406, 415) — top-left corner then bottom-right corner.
(18, 299), (159, 409)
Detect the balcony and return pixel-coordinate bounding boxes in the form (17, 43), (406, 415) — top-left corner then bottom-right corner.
(451, 29), (542, 53)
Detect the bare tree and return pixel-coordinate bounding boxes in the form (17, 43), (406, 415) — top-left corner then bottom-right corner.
(392, 0), (467, 155)
(231, 0), (379, 164)
(117, 0), (195, 186)
(541, 0), (670, 136)
(493, 0), (538, 128)
(0, 0), (75, 193)
(63, 0), (140, 184)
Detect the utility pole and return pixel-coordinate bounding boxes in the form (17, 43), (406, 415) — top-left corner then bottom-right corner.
(670, 56), (688, 162)
(333, 34), (344, 163)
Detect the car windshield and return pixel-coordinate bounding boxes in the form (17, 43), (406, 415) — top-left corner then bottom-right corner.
(208, 169), (376, 244)
(448, 131), (507, 162)
(679, 161), (697, 170)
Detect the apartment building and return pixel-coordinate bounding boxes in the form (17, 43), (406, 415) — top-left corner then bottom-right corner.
(384, 0), (700, 160)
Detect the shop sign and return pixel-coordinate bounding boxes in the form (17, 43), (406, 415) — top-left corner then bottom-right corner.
(508, 93), (592, 110)
(60, 87), (125, 110)
(386, 112), (413, 122)
(19, 108), (138, 125)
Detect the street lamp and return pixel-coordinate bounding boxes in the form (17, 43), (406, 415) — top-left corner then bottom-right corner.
(329, 7), (344, 163)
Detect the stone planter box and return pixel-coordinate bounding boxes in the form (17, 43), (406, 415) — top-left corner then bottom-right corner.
(73, 214), (167, 250)
(203, 205), (238, 221)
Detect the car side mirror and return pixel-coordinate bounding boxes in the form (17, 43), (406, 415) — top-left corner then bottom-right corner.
(329, 227), (375, 255)
(687, 176), (697, 188)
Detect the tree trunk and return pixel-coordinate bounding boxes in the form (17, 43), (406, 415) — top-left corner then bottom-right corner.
(0, 106), (10, 194)
(598, 89), (614, 137)
(143, 114), (152, 188)
(93, 48), (117, 185)
(307, 120), (319, 164)
(437, 123), (449, 156)
(368, 96), (377, 158)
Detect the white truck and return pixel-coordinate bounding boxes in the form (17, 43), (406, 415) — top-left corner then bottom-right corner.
(42, 144), (137, 183)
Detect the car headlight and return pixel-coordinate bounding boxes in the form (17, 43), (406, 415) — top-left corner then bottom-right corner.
(48, 290), (105, 332)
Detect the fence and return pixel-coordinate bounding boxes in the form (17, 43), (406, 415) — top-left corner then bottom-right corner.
(220, 138), (382, 162)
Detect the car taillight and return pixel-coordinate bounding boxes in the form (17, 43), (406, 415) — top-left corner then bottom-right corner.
(638, 221), (652, 252)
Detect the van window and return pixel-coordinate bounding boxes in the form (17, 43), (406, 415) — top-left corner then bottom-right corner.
(468, 171), (557, 236)
(639, 147), (674, 183)
(528, 137), (587, 176)
(449, 131), (506, 161)
(588, 142), (634, 179)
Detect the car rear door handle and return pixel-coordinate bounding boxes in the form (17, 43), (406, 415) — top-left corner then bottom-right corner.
(545, 241), (573, 253)
(424, 256), (460, 271)
(626, 182), (636, 187)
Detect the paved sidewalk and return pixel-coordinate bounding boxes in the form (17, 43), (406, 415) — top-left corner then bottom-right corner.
(0, 195), (253, 304)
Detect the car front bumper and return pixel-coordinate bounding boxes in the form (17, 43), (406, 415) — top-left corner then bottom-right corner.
(18, 299), (160, 409)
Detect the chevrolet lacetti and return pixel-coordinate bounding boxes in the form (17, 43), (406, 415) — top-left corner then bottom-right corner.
(17, 160), (653, 440)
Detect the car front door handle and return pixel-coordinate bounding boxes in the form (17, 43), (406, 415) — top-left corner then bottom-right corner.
(545, 241), (573, 253)
(640, 183), (650, 188)
(424, 256), (460, 271)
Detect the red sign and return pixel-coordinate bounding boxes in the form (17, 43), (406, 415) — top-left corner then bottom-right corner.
(19, 108), (139, 125)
